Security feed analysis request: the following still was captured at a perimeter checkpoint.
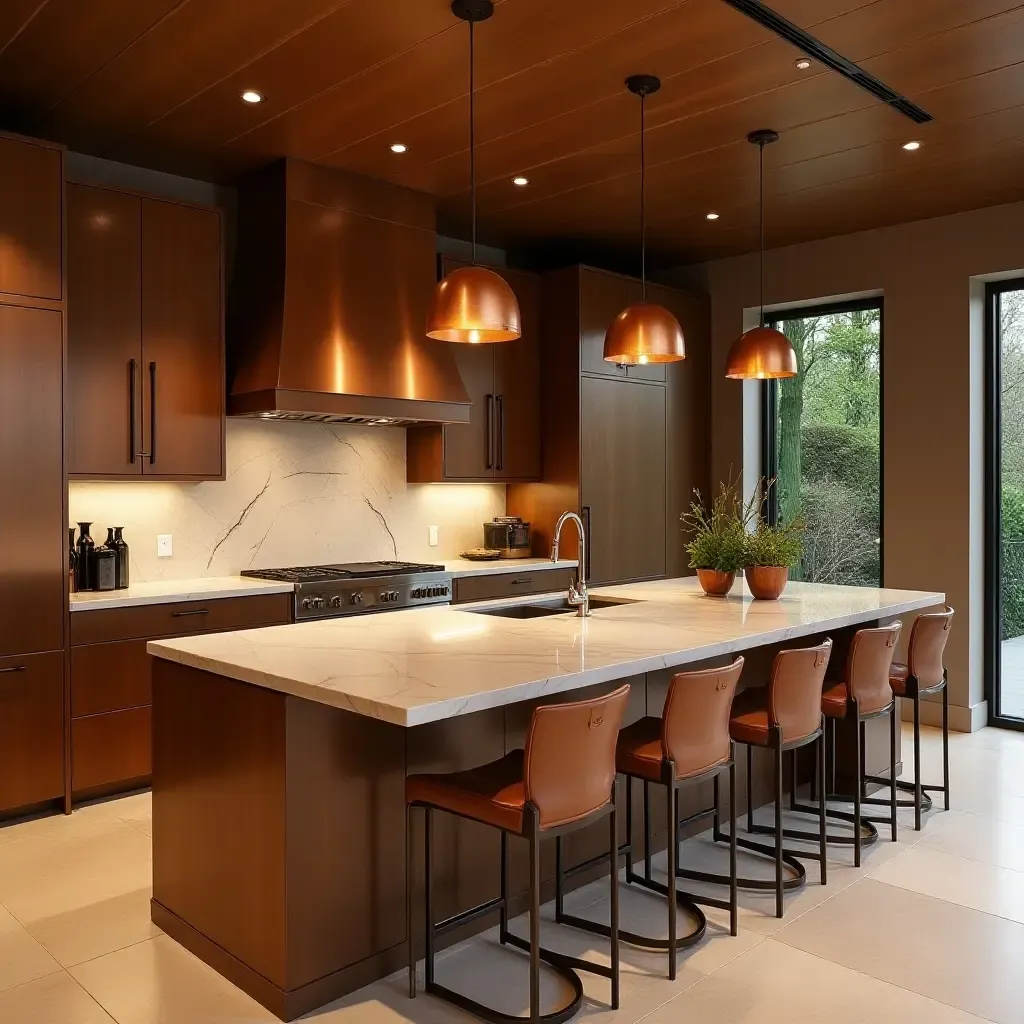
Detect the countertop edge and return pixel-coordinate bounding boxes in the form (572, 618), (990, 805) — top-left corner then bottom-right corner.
(147, 587), (945, 727)
(71, 580), (295, 611)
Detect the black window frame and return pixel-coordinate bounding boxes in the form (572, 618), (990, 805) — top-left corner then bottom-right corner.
(760, 296), (885, 583)
(985, 277), (1024, 730)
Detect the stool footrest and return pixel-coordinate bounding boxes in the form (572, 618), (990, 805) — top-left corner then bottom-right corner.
(674, 829), (807, 893)
(787, 800), (880, 846)
(862, 775), (935, 812)
(435, 895), (505, 936)
(556, 872), (707, 953)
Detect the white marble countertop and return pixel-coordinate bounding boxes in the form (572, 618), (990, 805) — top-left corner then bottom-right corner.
(71, 576), (295, 611)
(443, 557), (578, 578)
(148, 577), (943, 727)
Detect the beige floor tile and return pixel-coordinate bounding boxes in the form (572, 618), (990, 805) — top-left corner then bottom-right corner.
(870, 845), (1024, 925)
(0, 903), (61, 993)
(775, 877), (1024, 1024)
(71, 934), (278, 1024)
(0, 816), (157, 966)
(0, 971), (116, 1023)
(643, 937), (990, 1023)
(920, 809), (1024, 871)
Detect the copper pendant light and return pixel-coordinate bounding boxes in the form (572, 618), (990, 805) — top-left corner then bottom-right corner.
(426, 0), (520, 344)
(724, 130), (798, 379)
(603, 75), (685, 366)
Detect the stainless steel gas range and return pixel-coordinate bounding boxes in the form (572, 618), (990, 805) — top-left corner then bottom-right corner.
(240, 561), (453, 621)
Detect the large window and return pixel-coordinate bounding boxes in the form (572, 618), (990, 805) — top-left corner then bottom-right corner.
(986, 279), (1024, 728)
(762, 299), (883, 586)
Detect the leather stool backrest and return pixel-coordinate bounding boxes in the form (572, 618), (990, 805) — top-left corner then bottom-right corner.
(769, 638), (832, 742)
(847, 622), (902, 715)
(524, 683), (630, 830)
(908, 606), (954, 689)
(661, 658), (744, 774)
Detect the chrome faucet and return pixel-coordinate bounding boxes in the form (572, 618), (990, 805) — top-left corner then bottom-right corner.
(551, 511), (590, 617)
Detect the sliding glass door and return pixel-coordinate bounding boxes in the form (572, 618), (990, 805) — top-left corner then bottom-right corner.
(762, 299), (883, 586)
(986, 279), (1024, 728)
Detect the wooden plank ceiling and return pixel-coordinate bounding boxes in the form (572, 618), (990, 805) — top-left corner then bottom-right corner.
(1, 0), (1023, 265)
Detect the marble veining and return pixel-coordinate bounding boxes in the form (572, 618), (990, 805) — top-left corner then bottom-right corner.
(148, 577), (944, 727)
(70, 576), (294, 611)
(68, 419), (505, 584)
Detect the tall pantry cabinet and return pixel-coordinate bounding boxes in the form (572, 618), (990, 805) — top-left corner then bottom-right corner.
(0, 132), (67, 815)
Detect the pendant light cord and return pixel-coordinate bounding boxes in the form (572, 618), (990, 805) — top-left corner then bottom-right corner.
(640, 91), (646, 302)
(469, 17), (477, 266)
(758, 138), (764, 328)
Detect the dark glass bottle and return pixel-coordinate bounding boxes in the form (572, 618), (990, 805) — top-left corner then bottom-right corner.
(68, 527), (78, 594)
(111, 527), (129, 590)
(76, 522), (95, 592)
(93, 546), (117, 591)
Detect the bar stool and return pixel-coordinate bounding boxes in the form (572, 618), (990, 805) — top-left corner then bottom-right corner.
(675, 639), (832, 919)
(863, 606), (954, 830)
(405, 683), (630, 1024)
(552, 658), (743, 981)
(813, 623), (902, 866)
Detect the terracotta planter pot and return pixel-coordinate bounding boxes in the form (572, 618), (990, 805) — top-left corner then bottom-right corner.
(745, 565), (789, 600)
(696, 568), (736, 596)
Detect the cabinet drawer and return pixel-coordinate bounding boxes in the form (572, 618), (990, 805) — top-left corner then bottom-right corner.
(0, 651), (64, 813)
(453, 568), (577, 605)
(72, 639), (150, 717)
(72, 706), (151, 795)
(71, 593), (292, 645)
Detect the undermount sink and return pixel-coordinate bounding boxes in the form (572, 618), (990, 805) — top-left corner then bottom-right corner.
(468, 595), (641, 619)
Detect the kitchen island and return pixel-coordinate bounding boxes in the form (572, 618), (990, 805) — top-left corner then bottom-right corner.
(147, 577), (943, 1020)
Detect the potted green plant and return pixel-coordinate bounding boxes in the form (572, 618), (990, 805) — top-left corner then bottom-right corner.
(681, 479), (750, 596)
(743, 504), (805, 600)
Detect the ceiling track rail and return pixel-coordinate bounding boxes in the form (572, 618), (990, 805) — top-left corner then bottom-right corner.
(720, 0), (933, 124)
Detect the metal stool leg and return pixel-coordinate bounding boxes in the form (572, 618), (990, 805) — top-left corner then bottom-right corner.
(942, 680), (950, 810)
(609, 788), (620, 1010)
(407, 804), (416, 998)
(643, 781), (652, 882)
(529, 830), (541, 1024)
(424, 807), (434, 990)
(818, 722), (827, 886)
(775, 739), (784, 919)
(890, 705), (898, 843)
(747, 746), (754, 834)
(854, 714), (863, 868)
(666, 775), (677, 981)
(729, 750), (738, 935)
(914, 692), (923, 831)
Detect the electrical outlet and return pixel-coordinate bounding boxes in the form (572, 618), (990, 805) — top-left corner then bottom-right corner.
(157, 534), (173, 558)
(428, 525), (439, 547)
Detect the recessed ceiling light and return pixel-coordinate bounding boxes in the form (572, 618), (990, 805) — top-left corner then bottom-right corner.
(902, 140), (921, 151)
(240, 89), (264, 104)
(390, 143), (407, 153)
(512, 175), (529, 186)
(795, 58), (812, 70)
(706, 212), (720, 221)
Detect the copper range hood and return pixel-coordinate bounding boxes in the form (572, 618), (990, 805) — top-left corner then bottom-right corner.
(227, 160), (470, 425)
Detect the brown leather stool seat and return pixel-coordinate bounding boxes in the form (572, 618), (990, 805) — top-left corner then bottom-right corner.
(719, 639), (832, 919)
(562, 660), (743, 981)
(406, 684), (630, 1024)
(866, 607), (953, 831)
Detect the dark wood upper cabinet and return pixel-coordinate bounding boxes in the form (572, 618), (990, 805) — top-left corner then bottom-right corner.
(407, 257), (540, 482)
(0, 135), (62, 303)
(67, 184), (142, 476)
(67, 183), (224, 480)
(0, 304), (66, 659)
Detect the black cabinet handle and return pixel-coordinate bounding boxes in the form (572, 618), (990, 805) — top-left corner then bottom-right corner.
(0, 665), (26, 674)
(129, 359), (138, 464)
(509, 577), (533, 586)
(149, 361), (157, 465)
(484, 393), (494, 470)
(495, 395), (504, 471)
(582, 505), (592, 582)
(171, 609), (210, 618)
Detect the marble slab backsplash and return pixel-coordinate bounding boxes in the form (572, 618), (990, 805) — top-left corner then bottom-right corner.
(69, 419), (505, 583)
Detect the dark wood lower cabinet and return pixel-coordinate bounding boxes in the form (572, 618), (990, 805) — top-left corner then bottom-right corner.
(0, 651), (64, 815)
(70, 593), (292, 801)
(451, 567), (577, 604)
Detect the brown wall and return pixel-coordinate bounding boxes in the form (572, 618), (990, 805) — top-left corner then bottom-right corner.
(676, 199), (1024, 731)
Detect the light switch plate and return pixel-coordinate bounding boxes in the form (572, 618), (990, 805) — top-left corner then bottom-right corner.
(428, 525), (439, 547)
(157, 534), (173, 557)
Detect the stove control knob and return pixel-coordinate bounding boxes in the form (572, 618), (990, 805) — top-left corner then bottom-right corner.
(313, 596), (326, 609)
(301, 597), (312, 609)
(350, 592), (363, 605)
(329, 595), (343, 608)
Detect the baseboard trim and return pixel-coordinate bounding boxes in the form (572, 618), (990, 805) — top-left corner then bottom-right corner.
(899, 697), (986, 733)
